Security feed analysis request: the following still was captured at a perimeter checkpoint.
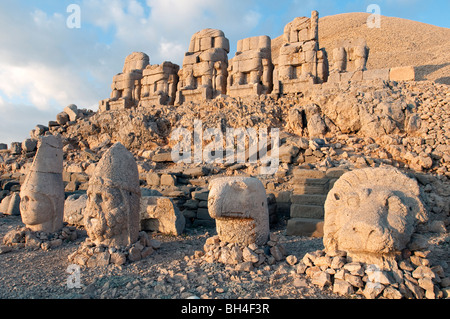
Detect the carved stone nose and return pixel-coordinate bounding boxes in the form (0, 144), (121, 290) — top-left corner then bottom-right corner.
(345, 221), (394, 253)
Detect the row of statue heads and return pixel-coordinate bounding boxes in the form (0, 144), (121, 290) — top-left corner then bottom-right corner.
(21, 136), (427, 271)
(99, 11), (369, 111)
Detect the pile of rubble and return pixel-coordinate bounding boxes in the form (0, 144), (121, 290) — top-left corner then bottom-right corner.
(2, 225), (78, 252)
(294, 248), (449, 299)
(68, 231), (161, 267)
(197, 233), (287, 272)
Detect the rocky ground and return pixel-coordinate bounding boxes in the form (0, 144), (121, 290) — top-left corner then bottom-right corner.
(0, 214), (342, 299)
(0, 78), (448, 300)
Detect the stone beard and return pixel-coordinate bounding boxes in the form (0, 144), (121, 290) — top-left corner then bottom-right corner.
(82, 142), (141, 248)
(84, 177), (140, 248)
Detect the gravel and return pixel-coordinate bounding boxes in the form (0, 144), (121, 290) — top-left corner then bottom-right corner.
(0, 214), (343, 299)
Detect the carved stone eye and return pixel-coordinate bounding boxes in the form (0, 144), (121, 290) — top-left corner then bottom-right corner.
(387, 196), (407, 216)
(20, 196), (30, 210)
(347, 194), (360, 207)
(387, 196), (408, 230)
(334, 193), (340, 201)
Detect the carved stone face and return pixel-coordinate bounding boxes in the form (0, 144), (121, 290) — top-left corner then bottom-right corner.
(20, 191), (55, 232)
(82, 142), (141, 248)
(84, 184), (138, 247)
(19, 135), (64, 233)
(324, 167), (428, 267)
(327, 188), (412, 254)
(208, 177), (269, 246)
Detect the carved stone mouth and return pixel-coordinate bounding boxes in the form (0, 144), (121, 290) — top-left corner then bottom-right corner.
(220, 211), (245, 218)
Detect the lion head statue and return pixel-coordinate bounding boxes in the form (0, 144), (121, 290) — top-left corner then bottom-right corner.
(324, 167), (428, 268)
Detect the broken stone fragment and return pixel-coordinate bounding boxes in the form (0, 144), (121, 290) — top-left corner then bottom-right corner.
(140, 196), (185, 236)
(0, 192), (21, 216)
(64, 104), (79, 122)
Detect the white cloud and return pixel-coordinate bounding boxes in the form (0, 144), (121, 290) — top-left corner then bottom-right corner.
(159, 38), (186, 64)
(0, 0), (270, 144)
(244, 10), (263, 29)
(0, 101), (59, 145)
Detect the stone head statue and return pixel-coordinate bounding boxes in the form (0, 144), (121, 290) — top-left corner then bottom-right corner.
(20, 135), (64, 233)
(208, 177), (269, 246)
(84, 142), (141, 247)
(352, 45), (369, 71)
(332, 47), (347, 72)
(122, 52), (149, 74)
(324, 167), (428, 268)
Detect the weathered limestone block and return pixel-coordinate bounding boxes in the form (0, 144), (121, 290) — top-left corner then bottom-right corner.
(228, 35), (273, 97)
(56, 111), (70, 125)
(84, 142), (141, 247)
(64, 104), (79, 122)
(20, 135), (65, 233)
(362, 68), (390, 81)
(140, 196), (185, 235)
(10, 142), (22, 155)
(140, 61), (179, 106)
(22, 138), (38, 152)
(331, 47), (347, 73)
(283, 11), (319, 44)
(274, 11), (328, 94)
(188, 28), (230, 53)
(0, 192), (20, 216)
(100, 52), (150, 111)
(389, 66), (416, 82)
(64, 193), (87, 226)
(324, 167), (428, 269)
(286, 218), (324, 237)
(175, 29), (229, 105)
(208, 177), (269, 246)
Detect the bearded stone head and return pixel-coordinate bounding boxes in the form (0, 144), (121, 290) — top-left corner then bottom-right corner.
(324, 167), (428, 268)
(84, 143), (140, 248)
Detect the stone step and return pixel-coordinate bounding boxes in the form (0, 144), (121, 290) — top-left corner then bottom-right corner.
(325, 167), (349, 178)
(286, 218), (324, 237)
(293, 184), (329, 195)
(290, 204), (324, 219)
(292, 168), (326, 179)
(292, 177), (330, 185)
(196, 208), (213, 220)
(291, 194), (327, 206)
(192, 190), (209, 201)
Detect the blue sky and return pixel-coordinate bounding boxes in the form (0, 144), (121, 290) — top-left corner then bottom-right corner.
(0, 0), (449, 145)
